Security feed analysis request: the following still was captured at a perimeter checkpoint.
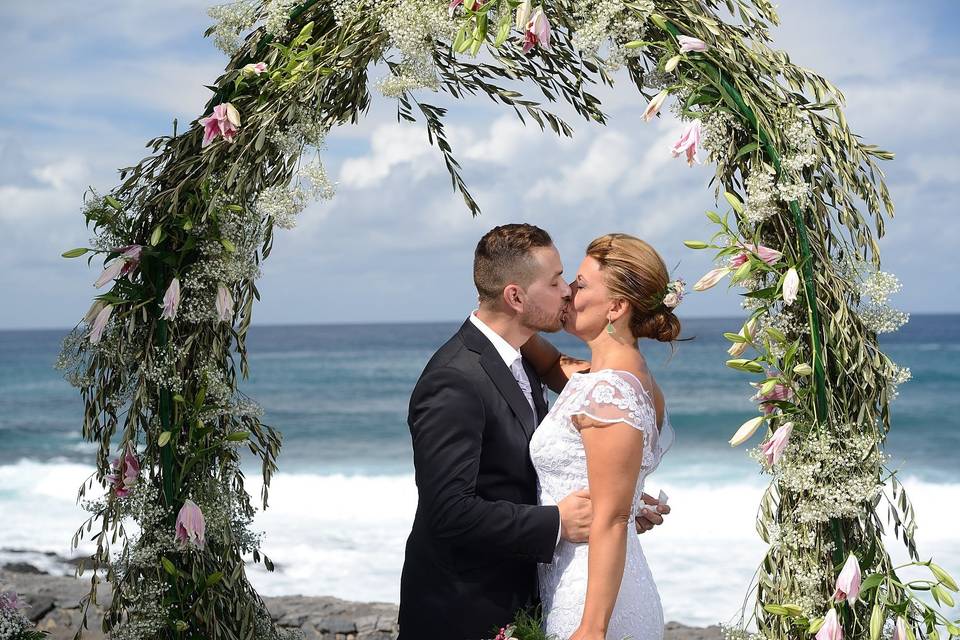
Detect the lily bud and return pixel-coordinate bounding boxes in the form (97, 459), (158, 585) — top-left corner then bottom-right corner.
(729, 416), (765, 447)
(783, 267), (800, 305)
(174, 499), (206, 549)
(693, 267), (730, 291)
(642, 90), (669, 122)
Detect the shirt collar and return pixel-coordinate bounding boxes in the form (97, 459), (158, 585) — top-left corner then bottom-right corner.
(468, 311), (522, 369)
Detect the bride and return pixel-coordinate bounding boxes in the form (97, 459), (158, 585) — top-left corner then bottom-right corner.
(522, 233), (679, 640)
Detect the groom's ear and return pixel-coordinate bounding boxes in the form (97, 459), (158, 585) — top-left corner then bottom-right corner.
(503, 283), (525, 313)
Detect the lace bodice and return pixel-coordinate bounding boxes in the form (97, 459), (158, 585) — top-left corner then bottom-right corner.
(529, 369), (674, 640)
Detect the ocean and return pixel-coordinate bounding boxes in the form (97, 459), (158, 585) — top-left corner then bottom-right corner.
(1, 315), (958, 626)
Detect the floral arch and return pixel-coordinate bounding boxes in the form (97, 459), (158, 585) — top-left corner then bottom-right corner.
(55, 1), (959, 639)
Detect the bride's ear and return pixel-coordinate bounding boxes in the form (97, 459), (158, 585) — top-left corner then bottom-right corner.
(608, 297), (629, 322)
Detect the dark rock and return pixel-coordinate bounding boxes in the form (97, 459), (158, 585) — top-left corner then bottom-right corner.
(23, 594), (57, 622)
(2, 562), (47, 575)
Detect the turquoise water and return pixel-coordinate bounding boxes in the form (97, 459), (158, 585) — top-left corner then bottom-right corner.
(3, 315), (957, 479)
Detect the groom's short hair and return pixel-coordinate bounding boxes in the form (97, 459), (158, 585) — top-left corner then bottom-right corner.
(474, 224), (553, 303)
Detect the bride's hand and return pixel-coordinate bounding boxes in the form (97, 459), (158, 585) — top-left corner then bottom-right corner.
(568, 626), (606, 640)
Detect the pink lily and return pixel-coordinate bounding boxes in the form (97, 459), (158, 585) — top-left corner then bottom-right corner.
(215, 283), (234, 323)
(892, 618), (907, 640)
(174, 499), (206, 549)
(199, 103), (240, 147)
(83, 300), (106, 325)
(106, 442), (140, 498)
(0, 591), (24, 611)
(816, 609), (842, 640)
(670, 120), (702, 166)
(833, 554), (862, 605)
(760, 422), (793, 466)
(522, 7), (552, 53)
(730, 243), (782, 268)
(693, 266), (731, 291)
(94, 258), (124, 288)
(448, 0), (463, 16)
(642, 90), (669, 122)
(678, 35), (709, 53)
(751, 379), (793, 414)
(160, 278), (181, 321)
(94, 245), (142, 288)
(242, 62), (267, 76)
(89, 304), (113, 344)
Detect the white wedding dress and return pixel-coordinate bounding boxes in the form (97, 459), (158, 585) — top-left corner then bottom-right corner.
(530, 369), (675, 640)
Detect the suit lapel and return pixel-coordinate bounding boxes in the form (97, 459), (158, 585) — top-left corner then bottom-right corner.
(459, 320), (538, 438)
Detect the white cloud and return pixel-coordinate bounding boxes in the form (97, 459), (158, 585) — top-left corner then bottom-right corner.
(525, 131), (632, 205)
(338, 124), (440, 189)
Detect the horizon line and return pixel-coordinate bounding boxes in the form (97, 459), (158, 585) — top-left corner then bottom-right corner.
(1, 311), (958, 333)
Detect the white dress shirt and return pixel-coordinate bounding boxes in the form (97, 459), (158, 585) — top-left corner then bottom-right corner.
(469, 312), (563, 547)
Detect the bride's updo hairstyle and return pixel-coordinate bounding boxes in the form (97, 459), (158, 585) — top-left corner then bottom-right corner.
(586, 233), (682, 343)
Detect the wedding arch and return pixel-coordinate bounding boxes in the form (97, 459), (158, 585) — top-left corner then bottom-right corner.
(56, 1), (959, 639)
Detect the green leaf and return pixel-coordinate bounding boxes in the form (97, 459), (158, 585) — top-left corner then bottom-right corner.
(226, 431), (250, 442)
(870, 604), (884, 640)
(221, 238), (236, 253)
(766, 326), (788, 343)
(158, 431), (171, 447)
(61, 248), (89, 258)
(724, 332), (747, 343)
(206, 571), (224, 587)
(104, 195), (123, 210)
(684, 240), (709, 249)
(173, 394), (185, 403)
(735, 142), (759, 159)
(161, 556), (177, 576)
(860, 573), (884, 593)
(724, 191), (743, 214)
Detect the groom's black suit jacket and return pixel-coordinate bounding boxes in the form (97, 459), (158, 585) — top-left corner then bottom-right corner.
(398, 319), (560, 639)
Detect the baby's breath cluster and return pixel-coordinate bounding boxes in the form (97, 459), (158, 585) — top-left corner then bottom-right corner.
(377, 0), (455, 96)
(771, 423), (885, 524)
(743, 165), (783, 224)
(570, 0), (652, 71)
(208, 1), (259, 54)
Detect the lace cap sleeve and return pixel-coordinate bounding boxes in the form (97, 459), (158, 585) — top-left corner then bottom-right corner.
(569, 371), (656, 434)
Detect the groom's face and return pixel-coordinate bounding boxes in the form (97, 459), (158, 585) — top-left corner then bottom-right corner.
(518, 244), (571, 333)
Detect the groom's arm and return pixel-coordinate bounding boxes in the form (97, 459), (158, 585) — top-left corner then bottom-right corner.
(409, 366), (559, 563)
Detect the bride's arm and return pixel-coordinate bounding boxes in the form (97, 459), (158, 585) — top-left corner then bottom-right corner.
(569, 416), (646, 640)
(520, 334), (590, 394)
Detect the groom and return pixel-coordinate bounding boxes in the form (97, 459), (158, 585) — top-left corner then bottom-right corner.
(398, 224), (669, 639)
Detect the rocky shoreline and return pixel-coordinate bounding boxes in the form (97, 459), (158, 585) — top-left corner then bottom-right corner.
(2, 554), (722, 640)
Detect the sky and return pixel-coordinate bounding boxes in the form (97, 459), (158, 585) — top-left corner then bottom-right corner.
(0, 1), (958, 330)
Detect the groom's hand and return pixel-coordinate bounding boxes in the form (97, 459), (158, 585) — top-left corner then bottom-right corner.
(635, 492), (671, 534)
(558, 489), (592, 543)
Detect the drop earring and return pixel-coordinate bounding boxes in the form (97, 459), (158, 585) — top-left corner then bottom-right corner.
(606, 320), (615, 335)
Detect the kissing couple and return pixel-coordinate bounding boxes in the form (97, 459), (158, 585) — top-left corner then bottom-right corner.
(399, 224), (682, 640)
